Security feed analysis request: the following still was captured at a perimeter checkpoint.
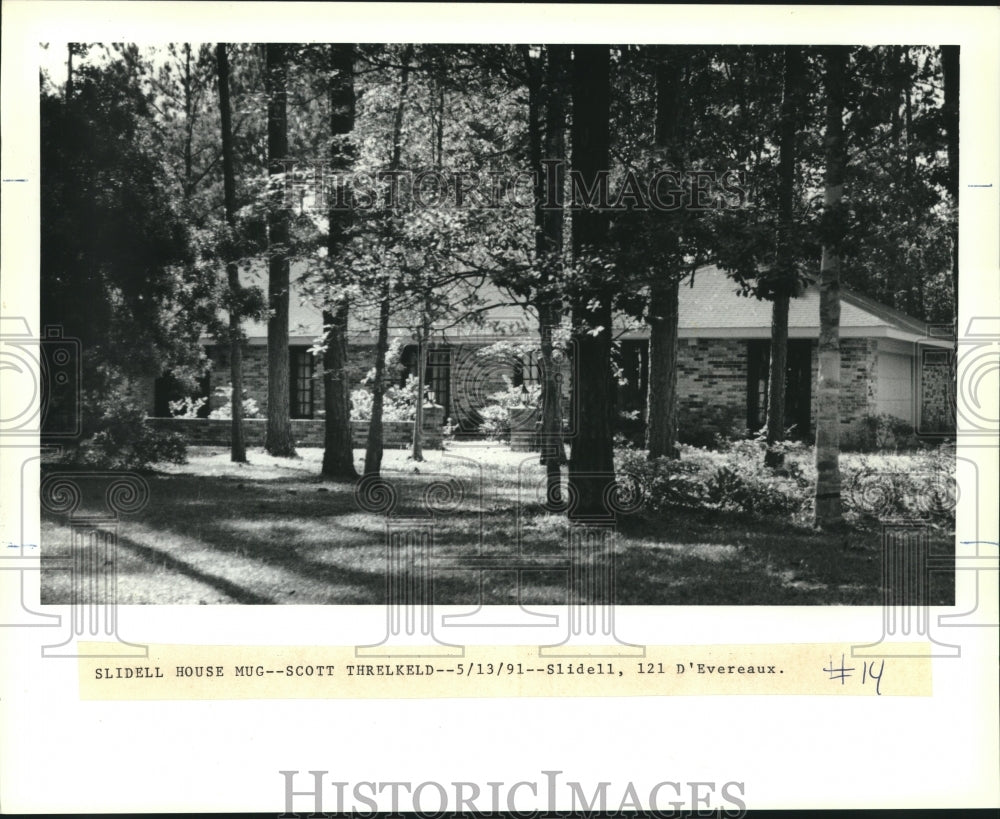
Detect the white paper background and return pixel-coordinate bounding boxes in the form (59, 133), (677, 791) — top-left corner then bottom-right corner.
(2, 3), (998, 812)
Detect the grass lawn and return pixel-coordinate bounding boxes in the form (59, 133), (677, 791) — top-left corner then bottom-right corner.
(40, 444), (955, 606)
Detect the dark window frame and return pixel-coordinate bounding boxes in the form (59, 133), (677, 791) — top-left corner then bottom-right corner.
(289, 346), (315, 419)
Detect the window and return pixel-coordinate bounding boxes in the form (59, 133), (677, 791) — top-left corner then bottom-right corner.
(289, 347), (315, 419)
(512, 351), (541, 387)
(400, 344), (451, 416)
(426, 347), (451, 412)
(746, 340), (813, 438)
(153, 371), (210, 417)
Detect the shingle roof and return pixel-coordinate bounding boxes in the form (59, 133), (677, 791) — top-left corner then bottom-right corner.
(207, 263), (948, 346)
(617, 265), (947, 344)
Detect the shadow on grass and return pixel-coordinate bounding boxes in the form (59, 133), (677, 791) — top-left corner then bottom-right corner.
(39, 467), (954, 606)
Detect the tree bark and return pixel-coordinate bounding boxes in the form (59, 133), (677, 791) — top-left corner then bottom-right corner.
(568, 44), (615, 520)
(321, 43), (358, 480)
(322, 302), (356, 478)
(66, 43), (74, 104)
(525, 45), (569, 508)
(941, 45), (959, 323)
(183, 44), (194, 199)
(645, 48), (682, 460)
(411, 310), (429, 462)
(764, 45), (803, 469)
(814, 46), (848, 528)
(646, 280), (679, 459)
(264, 43), (297, 457)
(364, 294), (391, 477)
(411, 76), (444, 463)
(216, 43), (247, 463)
(362, 44), (413, 477)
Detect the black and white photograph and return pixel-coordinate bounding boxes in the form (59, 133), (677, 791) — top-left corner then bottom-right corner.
(35, 39), (960, 607)
(2, 3), (997, 816)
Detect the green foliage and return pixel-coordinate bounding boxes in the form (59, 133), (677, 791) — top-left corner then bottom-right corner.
(350, 374), (420, 422)
(618, 436), (812, 520)
(619, 437), (955, 530)
(206, 387), (263, 420)
(848, 412), (920, 452)
(476, 376), (542, 441)
(41, 55), (220, 448)
(617, 453), (708, 510)
(841, 444), (956, 528)
(168, 396), (207, 419)
(60, 394), (188, 470)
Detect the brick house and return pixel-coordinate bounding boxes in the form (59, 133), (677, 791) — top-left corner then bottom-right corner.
(137, 264), (954, 448)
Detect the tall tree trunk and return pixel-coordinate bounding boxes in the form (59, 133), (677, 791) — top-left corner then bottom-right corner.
(814, 45), (848, 528)
(216, 43), (246, 463)
(764, 45), (803, 469)
(645, 48), (682, 460)
(362, 44), (412, 477)
(364, 294), (391, 476)
(941, 45), (959, 323)
(65, 43), (74, 104)
(537, 57), (568, 486)
(646, 281), (679, 459)
(321, 43), (358, 480)
(183, 44), (194, 199)
(526, 45), (568, 508)
(890, 47), (902, 153)
(322, 303), (356, 478)
(568, 44), (614, 520)
(264, 43), (296, 457)
(411, 78), (444, 463)
(411, 308), (429, 461)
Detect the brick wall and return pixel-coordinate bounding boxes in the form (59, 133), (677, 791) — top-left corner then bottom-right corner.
(675, 339), (749, 438)
(147, 335), (894, 447)
(919, 349), (954, 432)
(671, 337), (879, 443)
(205, 343), (374, 418)
(831, 338), (879, 448)
(149, 406), (443, 450)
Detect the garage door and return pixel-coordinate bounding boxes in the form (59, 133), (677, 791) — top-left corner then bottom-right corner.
(876, 351), (913, 421)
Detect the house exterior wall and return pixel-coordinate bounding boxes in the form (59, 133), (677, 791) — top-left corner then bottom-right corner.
(875, 349), (914, 421)
(675, 339), (749, 440)
(147, 407), (444, 449)
(672, 337), (879, 445)
(200, 343), (372, 419)
(136, 334), (944, 449)
(834, 338), (879, 447)
(918, 348), (953, 432)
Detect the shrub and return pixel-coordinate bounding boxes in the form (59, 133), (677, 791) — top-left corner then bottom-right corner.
(350, 374), (420, 422)
(619, 435), (955, 527)
(677, 417), (751, 450)
(842, 443), (956, 528)
(168, 395), (206, 419)
(66, 395), (187, 470)
(618, 436), (811, 520)
(703, 463), (807, 518)
(206, 386), (262, 420)
(849, 413), (920, 452)
(477, 376), (541, 441)
(617, 451), (707, 511)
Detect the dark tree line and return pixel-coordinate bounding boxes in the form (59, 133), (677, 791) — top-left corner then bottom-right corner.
(41, 43), (957, 527)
